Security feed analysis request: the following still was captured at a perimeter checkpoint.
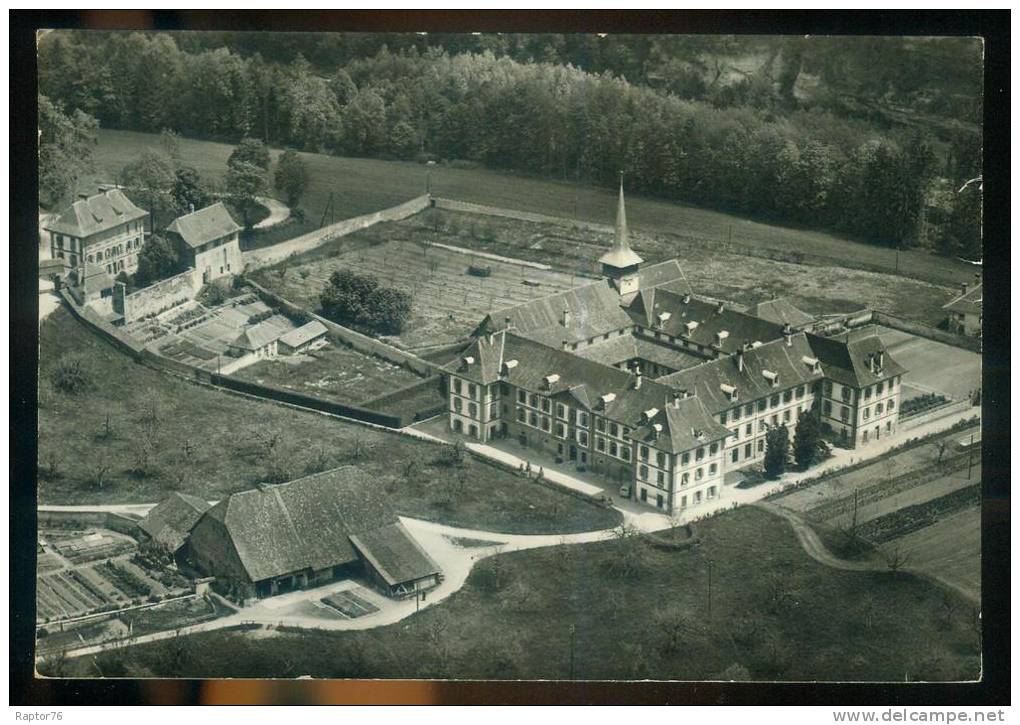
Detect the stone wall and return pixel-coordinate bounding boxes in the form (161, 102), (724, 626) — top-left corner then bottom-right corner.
(115, 268), (200, 323)
(243, 194), (431, 271)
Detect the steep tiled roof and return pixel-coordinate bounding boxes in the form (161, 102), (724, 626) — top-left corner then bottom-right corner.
(228, 315), (293, 351)
(631, 396), (731, 453)
(140, 493), (211, 553)
(349, 522), (441, 586)
(204, 467), (398, 583)
(627, 288), (786, 356)
(166, 202), (241, 249)
(747, 298), (815, 329)
(446, 331), (710, 430)
(279, 320), (328, 348)
(42, 189), (147, 239)
(807, 329), (907, 388)
(481, 280), (633, 347)
(658, 333), (825, 414)
(636, 259), (692, 293)
(574, 334), (703, 372)
(942, 283), (982, 316)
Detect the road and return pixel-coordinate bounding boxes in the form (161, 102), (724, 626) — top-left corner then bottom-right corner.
(254, 196), (291, 229)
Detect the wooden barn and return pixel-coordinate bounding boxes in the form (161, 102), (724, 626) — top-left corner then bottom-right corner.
(138, 492), (212, 558)
(184, 467), (441, 603)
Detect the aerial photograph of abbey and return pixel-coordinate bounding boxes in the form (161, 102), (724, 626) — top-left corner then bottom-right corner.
(33, 29), (983, 681)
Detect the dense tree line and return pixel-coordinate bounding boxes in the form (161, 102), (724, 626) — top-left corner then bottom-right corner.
(38, 32), (981, 254)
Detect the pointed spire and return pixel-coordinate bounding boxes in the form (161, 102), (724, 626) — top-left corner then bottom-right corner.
(616, 173), (629, 249)
(599, 174), (644, 270)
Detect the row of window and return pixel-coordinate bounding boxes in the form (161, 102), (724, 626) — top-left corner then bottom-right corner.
(638, 462), (718, 487)
(451, 378), (480, 400)
(719, 385), (808, 425)
(639, 484), (717, 510)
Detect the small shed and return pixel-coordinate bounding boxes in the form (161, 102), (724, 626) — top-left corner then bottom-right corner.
(138, 492), (212, 556)
(279, 320), (329, 355)
(349, 522), (443, 598)
(226, 315), (293, 359)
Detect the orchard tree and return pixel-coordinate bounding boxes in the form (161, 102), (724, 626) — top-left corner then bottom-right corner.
(764, 424), (790, 479)
(273, 149), (309, 208)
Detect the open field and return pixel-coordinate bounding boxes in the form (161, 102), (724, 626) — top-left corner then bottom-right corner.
(37, 305), (620, 535)
(233, 342), (422, 404)
(90, 129), (975, 287)
(250, 232), (578, 348)
(53, 507), (980, 681)
(879, 506), (981, 603)
(875, 327), (982, 401)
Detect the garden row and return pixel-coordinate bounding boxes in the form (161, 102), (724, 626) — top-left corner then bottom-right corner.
(856, 484), (981, 544)
(36, 559), (189, 624)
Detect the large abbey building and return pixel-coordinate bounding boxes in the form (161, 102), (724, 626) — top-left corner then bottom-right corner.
(442, 184), (907, 514)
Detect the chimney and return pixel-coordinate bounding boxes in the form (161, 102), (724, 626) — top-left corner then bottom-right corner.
(877, 349), (885, 369)
(784, 330), (793, 347)
(561, 308), (571, 327)
(633, 369), (642, 389)
(671, 390), (682, 407)
(642, 407), (660, 423)
(682, 293), (691, 304)
(715, 330), (729, 348)
(736, 349), (744, 372)
(867, 353), (875, 373)
(461, 355), (475, 371)
(651, 423), (663, 438)
(543, 373), (560, 389)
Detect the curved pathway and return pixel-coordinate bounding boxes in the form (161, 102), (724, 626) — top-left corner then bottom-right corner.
(753, 501), (980, 605)
(253, 197), (290, 229)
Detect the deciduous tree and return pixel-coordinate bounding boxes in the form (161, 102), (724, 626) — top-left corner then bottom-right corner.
(273, 149), (309, 208)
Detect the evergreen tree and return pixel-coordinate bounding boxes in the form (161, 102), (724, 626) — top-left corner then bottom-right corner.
(793, 410), (823, 469)
(134, 233), (182, 288)
(225, 159), (268, 228)
(764, 424), (790, 479)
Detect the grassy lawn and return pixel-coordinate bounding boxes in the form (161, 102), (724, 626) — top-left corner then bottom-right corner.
(90, 129), (974, 288)
(52, 507), (980, 681)
(232, 343), (422, 404)
(37, 305), (620, 535)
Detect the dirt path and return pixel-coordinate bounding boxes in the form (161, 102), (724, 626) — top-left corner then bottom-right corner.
(254, 197), (291, 229)
(754, 501), (980, 606)
(752, 502), (881, 572)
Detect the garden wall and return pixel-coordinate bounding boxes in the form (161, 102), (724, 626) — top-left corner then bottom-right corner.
(361, 375), (447, 423)
(243, 194), (431, 271)
(871, 310), (982, 353)
(243, 278), (442, 377)
(433, 197), (613, 235)
(38, 509), (141, 535)
(115, 268), (200, 323)
(211, 373), (403, 429)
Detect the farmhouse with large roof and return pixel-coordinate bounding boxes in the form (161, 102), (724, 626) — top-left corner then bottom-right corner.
(443, 183), (908, 514)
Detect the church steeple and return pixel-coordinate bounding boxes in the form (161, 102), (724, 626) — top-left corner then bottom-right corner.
(599, 176), (643, 296)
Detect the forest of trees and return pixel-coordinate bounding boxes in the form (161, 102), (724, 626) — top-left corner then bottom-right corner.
(37, 31), (982, 257)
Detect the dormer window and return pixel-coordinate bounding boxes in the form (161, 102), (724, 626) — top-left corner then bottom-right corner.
(656, 311), (672, 328)
(461, 355), (476, 371)
(502, 359), (518, 377)
(715, 330), (730, 347)
(543, 373), (560, 389)
(802, 355), (820, 373)
(684, 321), (699, 337)
(599, 392), (616, 408)
(651, 423), (663, 438)
(642, 407), (660, 423)
(762, 369), (779, 387)
(720, 383), (738, 402)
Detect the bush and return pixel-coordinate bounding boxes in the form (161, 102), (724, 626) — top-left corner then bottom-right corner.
(52, 353), (92, 395)
(198, 283), (228, 307)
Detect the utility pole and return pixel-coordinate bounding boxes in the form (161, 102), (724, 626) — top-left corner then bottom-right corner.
(967, 433), (975, 479)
